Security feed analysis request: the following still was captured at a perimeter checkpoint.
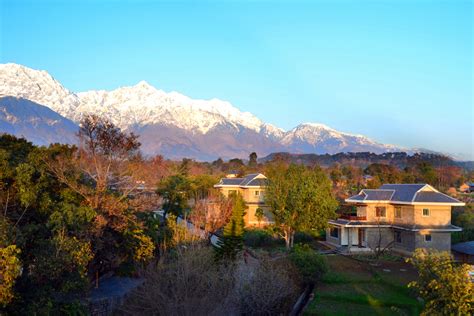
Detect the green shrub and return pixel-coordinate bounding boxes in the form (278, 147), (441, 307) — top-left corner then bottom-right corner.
(294, 232), (314, 244)
(289, 244), (328, 284)
(243, 229), (282, 248)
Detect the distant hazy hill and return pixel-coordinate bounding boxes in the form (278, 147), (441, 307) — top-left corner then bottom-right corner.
(261, 152), (474, 171)
(0, 96), (78, 145)
(0, 63), (436, 160)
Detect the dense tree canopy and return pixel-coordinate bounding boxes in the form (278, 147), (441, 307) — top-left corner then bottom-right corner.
(0, 117), (157, 313)
(265, 163), (338, 248)
(407, 249), (473, 315)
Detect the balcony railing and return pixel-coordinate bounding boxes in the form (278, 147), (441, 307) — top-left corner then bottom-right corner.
(340, 214), (367, 221)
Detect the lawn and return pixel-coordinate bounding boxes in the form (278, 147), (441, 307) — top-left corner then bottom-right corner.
(304, 254), (422, 316)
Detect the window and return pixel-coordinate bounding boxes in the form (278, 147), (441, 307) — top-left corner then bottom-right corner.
(375, 207), (386, 218)
(330, 227), (339, 238)
(395, 207), (402, 218)
(424, 234), (432, 242)
(394, 231), (402, 243)
(254, 190), (260, 196)
(422, 208), (430, 217)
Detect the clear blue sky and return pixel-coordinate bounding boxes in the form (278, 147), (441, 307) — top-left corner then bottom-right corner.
(1, 0), (473, 159)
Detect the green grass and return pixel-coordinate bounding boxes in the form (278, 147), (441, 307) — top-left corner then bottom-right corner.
(304, 255), (422, 316)
(306, 296), (413, 316)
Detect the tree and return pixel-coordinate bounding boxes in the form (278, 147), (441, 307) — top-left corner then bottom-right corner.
(364, 163), (401, 184)
(407, 249), (473, 315)
(289, 244), (328, 285)
(248, 152), (258, 168)
(265, 163), (338, 249)
(329, 165), (343, 186)
(120, 246), (234, 316)
(157, 174), (192, 218)
(237, 259), (298, 315)
(44, 116), (154, 272)
(366, 175), (382, 189)
(0, 245), (21, 307)
(189, 191), (233, 244)
(214, 192), (246, 261)
(255, 208), (265, 228)
(189, 174), (218, 201)
(228, 158), (244, 171)
(0, 137), (95, 313)
(417, 162), (437, 185)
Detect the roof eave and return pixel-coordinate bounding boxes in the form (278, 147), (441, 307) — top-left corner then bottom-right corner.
(345, 199), (465, 206)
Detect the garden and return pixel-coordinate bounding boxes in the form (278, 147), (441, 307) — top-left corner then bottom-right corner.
(304, 254), (422, 315)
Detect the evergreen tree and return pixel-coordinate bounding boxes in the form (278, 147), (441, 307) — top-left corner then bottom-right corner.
(248, 152), (258, 167)
(214, 192), (246, 261)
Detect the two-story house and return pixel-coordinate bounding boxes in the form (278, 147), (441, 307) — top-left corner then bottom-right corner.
(214, 173), (273, 227)
(326, 184), (465, 255)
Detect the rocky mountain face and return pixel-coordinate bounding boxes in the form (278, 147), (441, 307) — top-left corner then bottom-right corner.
(0, 96), (79, 145)
(0, 63), (405, 160)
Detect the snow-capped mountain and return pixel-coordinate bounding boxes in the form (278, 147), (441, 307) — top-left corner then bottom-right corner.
(0, 63), (81, 118)
(0, 63), (405, 160)
(281, 123), (399, 154)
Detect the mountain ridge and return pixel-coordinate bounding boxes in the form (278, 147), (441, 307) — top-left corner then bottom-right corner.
(0, 63), (419, 160)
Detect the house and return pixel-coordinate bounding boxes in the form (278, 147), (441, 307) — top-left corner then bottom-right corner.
(461, 182), (474, 193)
(326, 184), (465, 255)
(214, 173), (273, 227)
(459, 183), (470, 193)
(225, 170), (240, 178)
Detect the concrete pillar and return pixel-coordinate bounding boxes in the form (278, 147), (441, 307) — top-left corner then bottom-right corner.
(347, 227), (352, 252)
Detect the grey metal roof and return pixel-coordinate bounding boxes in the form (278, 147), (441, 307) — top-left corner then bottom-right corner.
(347, 183), (463, 205)
(362, 189), (395, 201)
(240, 173), (261, 186)
(414, 191), (461, 204)
(220, 178), (244, 185)
(247, 178), (268, 186)
(379, 184), (426, 202)
(216, 173), (267, 187)
(349, 195), (365, 201)
(452, 241), (474, 255)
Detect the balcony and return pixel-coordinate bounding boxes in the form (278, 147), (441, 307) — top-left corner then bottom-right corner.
(340, 214), (367, 221)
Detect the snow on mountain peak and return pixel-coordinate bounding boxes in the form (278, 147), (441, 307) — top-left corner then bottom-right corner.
(0, 63), (265, 133)
(0, 63), (80, 118)
(0, 63), (405, 157)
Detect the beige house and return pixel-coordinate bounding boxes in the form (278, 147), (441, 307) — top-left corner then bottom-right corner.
(326, 184), (465, 255)
(459, 182), (474, 193)
(214, 173), (273, 227)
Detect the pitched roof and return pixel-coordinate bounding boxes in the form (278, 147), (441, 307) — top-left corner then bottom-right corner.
(240, 173), (262, 186)
(220, 178), (245, 186)
(215, 173), (267, 188)
(362, 189), (395, 201)
(414, 191), (462, 204)
(379, 184), (426, 202)
(346, 183), (464, 205)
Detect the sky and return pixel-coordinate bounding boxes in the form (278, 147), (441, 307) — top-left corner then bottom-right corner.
(1, 0), (473, 159)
